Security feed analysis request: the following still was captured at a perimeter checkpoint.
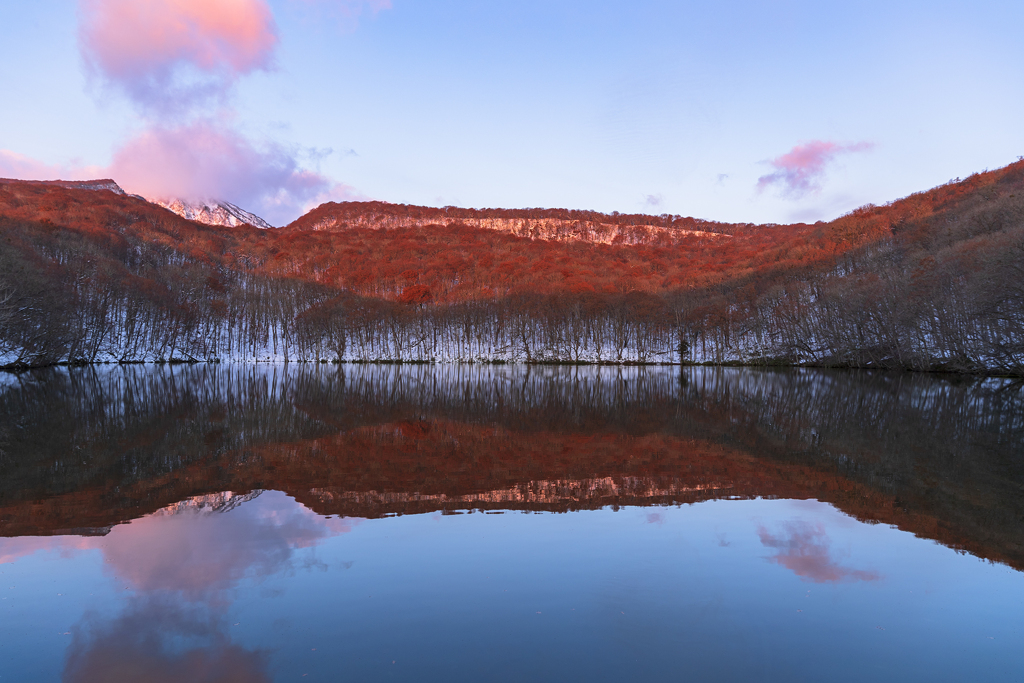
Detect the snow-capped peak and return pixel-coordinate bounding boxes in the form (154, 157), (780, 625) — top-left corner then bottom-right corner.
(149, 197), (275, 229)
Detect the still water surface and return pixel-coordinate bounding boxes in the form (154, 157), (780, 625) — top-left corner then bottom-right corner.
(1, 365), (1022, 681)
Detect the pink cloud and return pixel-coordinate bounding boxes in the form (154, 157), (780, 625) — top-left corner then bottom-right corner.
(758, 521), (880, 583)
(108, 120), (340, 225)
(0, 150), (67, 181)
(79, 0), (278, 112)
(0, 150), (103, 182)
(757, 140), (874, 197)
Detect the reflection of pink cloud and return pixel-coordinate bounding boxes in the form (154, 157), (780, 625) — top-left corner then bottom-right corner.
(98, 491), (354, 599)
(757, 140), (874, 197)
(64, 597), (271, 683)
(2, 492), (354, 599)
(0, 535), (95, 565)
(108, 121), (338, 225)
(758, 521), (880, 583)
(79, 0), (278, 111)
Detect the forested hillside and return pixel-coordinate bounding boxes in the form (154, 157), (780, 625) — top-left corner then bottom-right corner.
(1, 162), (1022, 372)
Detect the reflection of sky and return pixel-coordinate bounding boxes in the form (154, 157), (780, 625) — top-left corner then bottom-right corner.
(0, 491), (353, 682)
(96, 492), (355, 599)
(63, 597), (272, 683)
(1, 497), (1023, 682)
(2, 491), (354, 597)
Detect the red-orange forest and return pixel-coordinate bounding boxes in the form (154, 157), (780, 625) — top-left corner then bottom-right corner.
(1, 162), (1023, 372)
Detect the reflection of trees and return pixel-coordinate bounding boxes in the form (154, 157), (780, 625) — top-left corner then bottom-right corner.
(1, 364), (1022, 568)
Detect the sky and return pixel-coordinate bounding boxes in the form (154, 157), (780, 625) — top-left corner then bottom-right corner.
(1, 0), (1023, 226)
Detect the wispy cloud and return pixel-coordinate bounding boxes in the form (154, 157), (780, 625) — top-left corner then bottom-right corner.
(758, 521), (880, 583)
(757, 140), (874, 198)
(642, 193), (663, 208)
(0, 150), (72, 181)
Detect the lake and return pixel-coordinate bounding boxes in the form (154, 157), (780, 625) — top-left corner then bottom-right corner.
(1, 364), (1022, 682)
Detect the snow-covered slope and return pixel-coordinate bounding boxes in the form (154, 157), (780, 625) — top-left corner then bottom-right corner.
(149, 198), (274, 229)
(33, 179), (274, 229)
(51, 179), (127, 194)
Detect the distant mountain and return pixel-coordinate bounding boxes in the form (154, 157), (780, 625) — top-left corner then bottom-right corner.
(149, 198), (274, 229)
(3, 178), (274, 229)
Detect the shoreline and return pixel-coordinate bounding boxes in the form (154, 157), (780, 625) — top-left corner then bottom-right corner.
(2, 357), (1021, 378)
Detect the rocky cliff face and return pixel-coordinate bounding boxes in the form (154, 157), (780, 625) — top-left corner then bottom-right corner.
(300, 212), (727, 246)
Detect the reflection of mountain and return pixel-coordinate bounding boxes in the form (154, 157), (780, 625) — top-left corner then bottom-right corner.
(1, 365), (1022, 569)
(154, 490), (264, 517)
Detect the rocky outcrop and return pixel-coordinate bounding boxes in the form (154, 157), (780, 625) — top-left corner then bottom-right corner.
(302, 213), (726, 246)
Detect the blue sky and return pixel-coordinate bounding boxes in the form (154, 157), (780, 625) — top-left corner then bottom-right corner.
(1, 1), (1023, 225)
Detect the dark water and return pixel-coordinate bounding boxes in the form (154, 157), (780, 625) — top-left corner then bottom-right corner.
(1, 364), (1022, 682)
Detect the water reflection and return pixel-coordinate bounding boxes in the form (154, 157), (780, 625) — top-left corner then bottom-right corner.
(95, 492), (351, 598)
(1, 364), (1021, 571)
(0, 364), (1016, 682)
(0, 492), (351, 597)
(63, 598), (271, 683)
(758, 520), (881, 583)
(0, 491), (347, 683)
(6, 493), (1019, 683)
